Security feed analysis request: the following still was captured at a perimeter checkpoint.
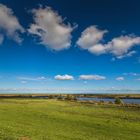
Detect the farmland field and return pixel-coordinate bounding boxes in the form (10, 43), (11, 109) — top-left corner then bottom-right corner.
(0, 99), (140, 140)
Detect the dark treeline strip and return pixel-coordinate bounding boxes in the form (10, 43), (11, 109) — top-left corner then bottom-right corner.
(0, 93), (140, 99)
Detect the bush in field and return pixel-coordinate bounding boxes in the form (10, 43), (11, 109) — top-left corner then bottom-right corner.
(73, 96), (77, 101)
(126, 95), (130, 98)
(114, 98), (124, 104)
(57, 95), (63, 100)
(48, 95), (55, 99)
(65, 95), (73, 100)
(65, 95), (77, 101)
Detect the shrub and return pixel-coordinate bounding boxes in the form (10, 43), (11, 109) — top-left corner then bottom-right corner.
(48, 95), (54, 99)
(65, 95), (77, 101)
(114, 98), (124, 104)
(65, 95), (73, 100)
(57, 95), (64, 100)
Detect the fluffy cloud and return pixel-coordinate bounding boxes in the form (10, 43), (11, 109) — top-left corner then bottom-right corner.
(116, 77), (124, 81)
(77, 25), (140, 59)
(88, 44), (106, 55)
(106, 35), (140, 59)
(28, 6), (74, 51)
(0, 4), (24, 44)
(79, 74), (106, 80)
(76, 26), (107, 49)
(55, 74), (74, 80)
(91, 35), (140, 59)
(115, 50), (136, 59)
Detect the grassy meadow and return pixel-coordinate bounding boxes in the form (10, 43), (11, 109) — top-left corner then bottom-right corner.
(0, 99), (139, 140)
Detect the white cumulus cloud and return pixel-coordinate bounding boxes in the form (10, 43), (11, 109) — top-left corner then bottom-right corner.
(116, 77), (124, 81)
(79, 74), (106, 80)
(106, 35), (140, 59)
(88, 44), (106, 55)
(55, 74), (74, 80)
(76, 25), (107, 50)
(90, 35), (140, 59)
(0, 4), (24, 44)
(28, 6), (74, 51)
(77, 25), (140, 59)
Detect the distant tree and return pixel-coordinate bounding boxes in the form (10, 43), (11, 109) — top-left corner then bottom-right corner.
(73, 96), (77, 101)
(65, 95), (72, 100)
(57, 94), (63, 100)
(65, 95), (77, 101)
(114, 98), (124, 104)
(126, 95), (130, 98)
(48, 95), (54, 99)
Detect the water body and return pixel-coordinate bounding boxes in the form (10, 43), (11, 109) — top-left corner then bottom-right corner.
(77, 97), (140, 104)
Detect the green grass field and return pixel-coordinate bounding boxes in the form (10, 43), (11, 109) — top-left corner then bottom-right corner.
(0, 99), (139, 140)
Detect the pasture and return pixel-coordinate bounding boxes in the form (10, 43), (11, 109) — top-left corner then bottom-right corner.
(0, 99), (139, 140)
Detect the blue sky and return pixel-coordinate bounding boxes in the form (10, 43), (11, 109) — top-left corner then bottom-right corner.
(0, 0), (140, 93)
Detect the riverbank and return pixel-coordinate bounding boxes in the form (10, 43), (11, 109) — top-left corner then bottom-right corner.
(0, 93), (140, 105)
(0, 93), (140, 99)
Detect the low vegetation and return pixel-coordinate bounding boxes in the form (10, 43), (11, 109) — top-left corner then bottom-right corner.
(114, 97), (124, 104)
(0, 93), (140, 99)
(0, 99), (139, 140)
